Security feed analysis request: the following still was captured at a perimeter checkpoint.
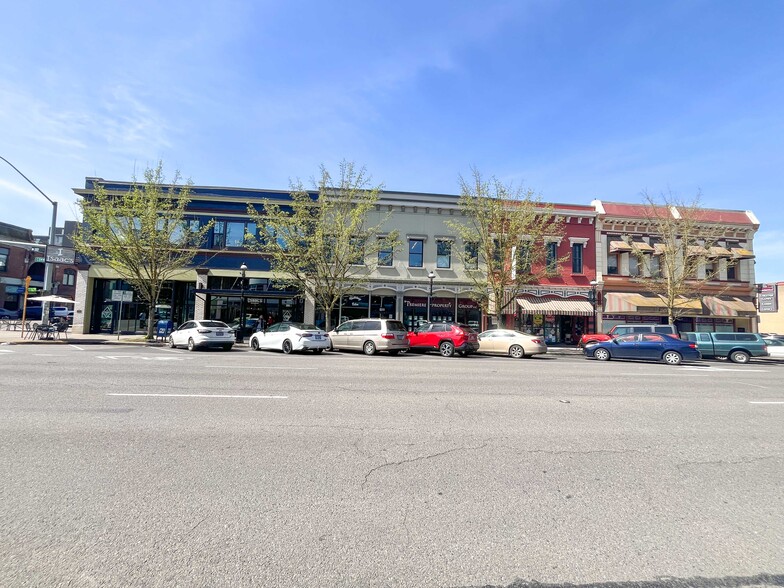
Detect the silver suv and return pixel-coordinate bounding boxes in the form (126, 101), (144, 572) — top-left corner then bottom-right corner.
(328, 319), (410, 355)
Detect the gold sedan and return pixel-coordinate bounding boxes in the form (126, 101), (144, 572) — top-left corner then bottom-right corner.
(477, 329), (548, 358)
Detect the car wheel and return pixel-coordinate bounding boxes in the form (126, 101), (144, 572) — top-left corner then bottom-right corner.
(282, 339), (293, 354)
(439, 341), (455, 357)
(729, 350), (750, 364)
(313, 348), (323, 354)
(509, 344), (525, 359)
(663, 350), (682, 365)
(187, 338), (196, 352)
(363, 341), (377, 355)
(593, 348), (610, 361)
(223, 344), (233, 351)
(168, 336), (176, 349)
(388, 350), (400, 356)
(250, 338), (260, 351)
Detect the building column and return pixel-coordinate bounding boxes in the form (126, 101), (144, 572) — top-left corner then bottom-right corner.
(304, 293), (316, 324)
(74, 269), (91, 334)
(194, 271), (208, 320)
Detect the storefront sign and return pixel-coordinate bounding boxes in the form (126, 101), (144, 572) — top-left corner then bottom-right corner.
(758, 284), (778, 313)
(45, 245), (76, 264)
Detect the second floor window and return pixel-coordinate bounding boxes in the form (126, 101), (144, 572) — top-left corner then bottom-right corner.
(62, 269), (76, 286)
(607, 253), (619, 275)
(727, 263), (737, 280)
(213, 221), (226, 248)
(226, 221), (257, 248)
(436, 240), (452, 269)
(464, 242), (478, 269)
(516, 242), (532, 275)
(378, 239), (393, 267)
(0, 247), (8, 272)
(546, 242), (558, 273)
(408, 239), (423, 268)
(571, 243), (583, 274)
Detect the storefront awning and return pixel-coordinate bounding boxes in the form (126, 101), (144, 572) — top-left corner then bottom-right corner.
(515, 297), (594, 316)
(708, 246), (733, 258)
(631, 239), (654, 252)
(604, 293), (702, 314)
(703, 296), (757, 317)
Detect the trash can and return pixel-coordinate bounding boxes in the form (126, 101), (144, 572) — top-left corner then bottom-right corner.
(156, 319), (173, 340)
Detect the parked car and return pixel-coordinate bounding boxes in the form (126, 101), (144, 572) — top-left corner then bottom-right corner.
(250, 322), (330, 354)
(578, 323), (679, 347)
(584, 333), (700, 365)
(328, 319), (409, 355)
(0, 308), (19, 319)
(680, 332), (769, 364)
(168, 320), (235, 351)
(762, 337), (784, 359)
(477, 329), (547, 358)
(51, 306), (70, 318)
(407, 322), (480, 357)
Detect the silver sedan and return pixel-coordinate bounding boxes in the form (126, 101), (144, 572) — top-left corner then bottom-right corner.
(477, 329), (548, 358)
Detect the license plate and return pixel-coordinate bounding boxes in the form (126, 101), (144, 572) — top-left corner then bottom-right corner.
(313, 335), (321, 340)
(216, 331), (224, 336)
(397, 334), (404, 340)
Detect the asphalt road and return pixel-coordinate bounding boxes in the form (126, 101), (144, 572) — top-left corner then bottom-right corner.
(1, 344), (782, 588)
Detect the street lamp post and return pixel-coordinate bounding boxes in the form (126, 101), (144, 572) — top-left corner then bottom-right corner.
(0, 156), (57, 326)
(589, 280), (598, 332)
(237, 263), (248, 343)
(427, 270), (436, 322)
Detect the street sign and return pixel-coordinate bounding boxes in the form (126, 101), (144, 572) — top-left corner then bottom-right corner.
(45, 245), (76, 264)
(111, 290), (134, 302)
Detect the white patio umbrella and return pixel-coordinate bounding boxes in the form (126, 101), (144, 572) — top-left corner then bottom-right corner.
(27, 295), (75, 304)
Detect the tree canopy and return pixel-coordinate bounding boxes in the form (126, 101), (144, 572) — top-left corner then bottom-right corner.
(73, 162), (212, 339)
(446, 168), (567, 325)
(247, 161), (399, 330)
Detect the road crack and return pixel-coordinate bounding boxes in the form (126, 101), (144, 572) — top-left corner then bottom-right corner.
(361, 442), (488, 489)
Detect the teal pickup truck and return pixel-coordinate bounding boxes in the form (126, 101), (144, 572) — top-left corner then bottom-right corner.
(680, 332), (769, 364)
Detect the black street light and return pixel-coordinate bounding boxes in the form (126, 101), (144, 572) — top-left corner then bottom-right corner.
(237, 262), (248, 343)
(427, 270), (436, 322)
(589, 279), (598, 331)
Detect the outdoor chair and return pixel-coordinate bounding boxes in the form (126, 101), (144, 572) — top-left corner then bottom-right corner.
(54, 321), (69, 340)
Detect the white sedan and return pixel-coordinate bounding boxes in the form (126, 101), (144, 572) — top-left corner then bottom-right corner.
(169, 320), (235, 351)
(763, 338), (784, 359)
(249, 322), (330, 354)
(477, 329), (548, 358)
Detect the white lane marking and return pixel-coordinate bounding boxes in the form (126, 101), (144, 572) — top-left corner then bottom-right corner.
(0, 349), (13, 353)
(107, 393), (287, 399)
(738, 382), (768, 389)
(682, 366), (769, 372)
(749, 401), (784, 405)
(69, 345), (86, 351)
(205, 365), (317, 370)
(97, 355), (186, 361)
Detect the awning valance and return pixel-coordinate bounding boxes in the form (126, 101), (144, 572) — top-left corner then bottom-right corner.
(516, 297), (594, 316)
(604, 293), (702, 314)
(708, 246), (733, 258)
(703, 296), (757, 317)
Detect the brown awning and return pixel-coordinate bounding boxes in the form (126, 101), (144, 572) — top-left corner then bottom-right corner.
(609, 240), (632, 253)
(653, 243), (669, 256)
(703, 296), (757, 317)
(631, 240), (655, 253)
(686, 245), (708, 256)
(731, 248), (755, 259)
(516, 297), (594, 316)
(603, 293), (701, 314)
(708, 246), (733, 258)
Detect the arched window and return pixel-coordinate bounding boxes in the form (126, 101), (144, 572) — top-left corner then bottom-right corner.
(63, 269), (76, 286)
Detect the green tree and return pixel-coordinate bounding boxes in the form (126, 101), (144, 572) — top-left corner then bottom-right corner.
(73, 162), (212, 339)
(247, 161), (399, 330)
(447, 168), (567, 326)
(628, 190), (738, 325)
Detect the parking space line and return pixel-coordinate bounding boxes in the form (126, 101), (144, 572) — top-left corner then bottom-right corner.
(749, 401), (784, 405)
(204, 365), (317, 370)
(68, 345), (86, 351)
(107, 393), (288, 399)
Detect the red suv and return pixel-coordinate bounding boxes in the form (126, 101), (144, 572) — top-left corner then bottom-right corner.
(407, 322), (480, 357)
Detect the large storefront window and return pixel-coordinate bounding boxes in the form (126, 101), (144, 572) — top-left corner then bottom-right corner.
(429, 297), (455, 323)
(456, 299), (481, 329)
(208, 295), (302, 327)
(403, 297), (428, 330)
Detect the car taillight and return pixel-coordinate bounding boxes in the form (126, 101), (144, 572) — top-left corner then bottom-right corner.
(381, 333), (395, 339)
(688, 343), (697, 349)
(531, 339), (543, 344)
(197, 329), (212, 333)
(300, 333), (313, 338)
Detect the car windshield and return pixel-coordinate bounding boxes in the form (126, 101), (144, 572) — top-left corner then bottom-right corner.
(201, 321), (229, 328)
(458, 324), (477, 333)
(289, 323), (321, 331)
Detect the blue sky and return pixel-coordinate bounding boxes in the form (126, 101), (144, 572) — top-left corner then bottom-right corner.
(1, 0), (782, 282)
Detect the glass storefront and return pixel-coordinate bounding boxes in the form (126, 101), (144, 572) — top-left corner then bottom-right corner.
(207, 294), (303, 328)
(90, 278), (178, 334)
(325, 294), (398, 328)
